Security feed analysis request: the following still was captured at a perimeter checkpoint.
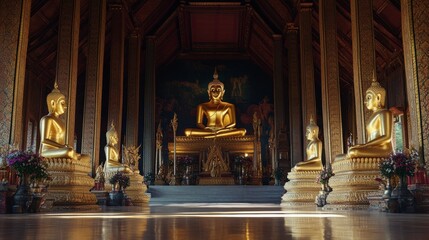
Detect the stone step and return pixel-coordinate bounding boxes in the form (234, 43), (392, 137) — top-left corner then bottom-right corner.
(147, 185), (285, 204)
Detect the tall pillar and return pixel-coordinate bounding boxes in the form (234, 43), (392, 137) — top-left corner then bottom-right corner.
(143, 36), (156, 174)
(126, 30), (141, 147)
(55, 0), (80, 146)
(351, 0), (377, 144)
(299, 2), (317, 135)
(0, 0), (31, 148)
(272, 34), (285, 168)
(319, 0), (343, 165)
(401, 0), (429, 167)
(108, 2), (125, 149)
(286, 24), (303, 167)
(81, 0), (106, 175)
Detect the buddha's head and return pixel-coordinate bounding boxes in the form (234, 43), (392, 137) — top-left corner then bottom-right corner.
(106, 122), (118, 146)
(365, 73), (386, 110)
(207, 68), (225, 103)
(46, 81), (67, 115)
(305, 117), (319, 141)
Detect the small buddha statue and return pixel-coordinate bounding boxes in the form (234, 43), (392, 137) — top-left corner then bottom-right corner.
(39, 82), (85, 160)
(292, 117), (323, 172)
(95, 164), (105, 183)
(184, 68), (246, 138)
(337, 75), (392, 160)
(103, 122), (132, 173)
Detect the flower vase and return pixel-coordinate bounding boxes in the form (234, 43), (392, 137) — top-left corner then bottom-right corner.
(321, 183), (332, 193)
(13, 175), (33, 213)
(183, 165), (192, 185)
(108, 188), (125, 206)
(382, 177), (393, 199)
(391, 175), (415, 213)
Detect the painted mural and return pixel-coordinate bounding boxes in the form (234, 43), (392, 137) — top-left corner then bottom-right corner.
(156, 59), (273, 140)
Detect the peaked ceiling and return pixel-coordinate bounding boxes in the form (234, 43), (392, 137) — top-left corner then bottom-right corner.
(26, 0), (402, 89)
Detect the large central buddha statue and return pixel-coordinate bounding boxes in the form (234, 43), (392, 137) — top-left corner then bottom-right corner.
(292, 117), (323, 172)
(39, 82), (86, 160)
(184, 68), (246, 138)
(337, 75), (392, 160)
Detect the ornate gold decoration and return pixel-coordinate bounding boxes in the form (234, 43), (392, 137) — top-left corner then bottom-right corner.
(282, 170), (320, 206)
(203, 144), (229, 177)
(326, 156), (385, 208)
(44, 157), (98, 207)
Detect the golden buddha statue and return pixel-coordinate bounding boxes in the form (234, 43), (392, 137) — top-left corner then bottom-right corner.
(184, 68), (246, 138)
(103, 122), (132, 173)
(337, 75), (392, 160)
(292, 117), (323, 172)
(39, 82), (84, 160)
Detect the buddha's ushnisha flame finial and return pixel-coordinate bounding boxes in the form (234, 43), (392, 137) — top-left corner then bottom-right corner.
(310, 115), (315, 124)
(213, 67), (219, 80)
(208, 67), (224, 90)
(52, 80), (61, 93)
(110, 121), (115, 130)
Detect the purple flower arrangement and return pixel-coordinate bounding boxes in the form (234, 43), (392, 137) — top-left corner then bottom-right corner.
(109, 171), (130, 190)
(6, 150), (49, 181)
(316, 165), (334, 184)
(177, 156), (195, 166)
(379, 158), (395, 179)
(383, 151), (417, 178)
(234, 155), (252, 166)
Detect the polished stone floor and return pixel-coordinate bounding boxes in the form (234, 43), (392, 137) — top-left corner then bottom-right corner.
(0, 204), (428, 239)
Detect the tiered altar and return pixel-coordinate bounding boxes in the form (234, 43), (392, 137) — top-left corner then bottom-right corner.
(168, 136), (258, 185)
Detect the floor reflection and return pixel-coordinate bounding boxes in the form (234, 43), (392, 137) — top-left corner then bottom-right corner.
(0, 204), (428, 239)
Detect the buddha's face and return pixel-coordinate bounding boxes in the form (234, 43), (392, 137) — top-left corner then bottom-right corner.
(208, 84), (224, 102)
(49, 96), (67, 115)
(306, 127), (317, 140)
(364, 92), (380, 110)
(109, 134), (118, 146)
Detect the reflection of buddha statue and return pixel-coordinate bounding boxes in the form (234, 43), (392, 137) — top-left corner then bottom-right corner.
(292, 117), (323, 172)
(39, 82), (85, 160)
(104, 123), (132, 173)
(184, 68), (246, 138)
(337, 75), (392, 160)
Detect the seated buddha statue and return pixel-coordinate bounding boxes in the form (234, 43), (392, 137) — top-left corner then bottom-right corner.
(39, 82), (86, 160)
(292, 117), (323, 172)
(336, 76), (392, 161)
(184, 68), (246, 138)
(103, 122), (132, 173)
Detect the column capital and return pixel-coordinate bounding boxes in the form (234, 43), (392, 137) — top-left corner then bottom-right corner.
(108, 3), (122, 11)
(129, 29), (140, 38)
(286, 23), (299, 33)
(300, 2), (313, 11)
(272, 34), (282, 41)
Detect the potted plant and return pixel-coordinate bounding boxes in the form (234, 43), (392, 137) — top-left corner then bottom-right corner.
(5, 150), (50, 213)
(234, 155), (252, 185)
(273, 167), (286, 186)
(144, 172), (155, 186)
(178, 156), (196, 185)
(377, 157), (395, 199)
(316, 165), (334, 192)
(108, 171), (130, 206)
(386, 150), (417, 213)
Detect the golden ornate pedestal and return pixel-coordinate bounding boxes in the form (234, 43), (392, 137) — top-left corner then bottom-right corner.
(325, 157), (384, 210)
(170, 136), (255, 155)
(367, 190), (387, 211)
(45, 158), (98, 209)
(281, 170), (320, 206)
(104, 171), (149, 206)
(199, 172), (235, 185)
